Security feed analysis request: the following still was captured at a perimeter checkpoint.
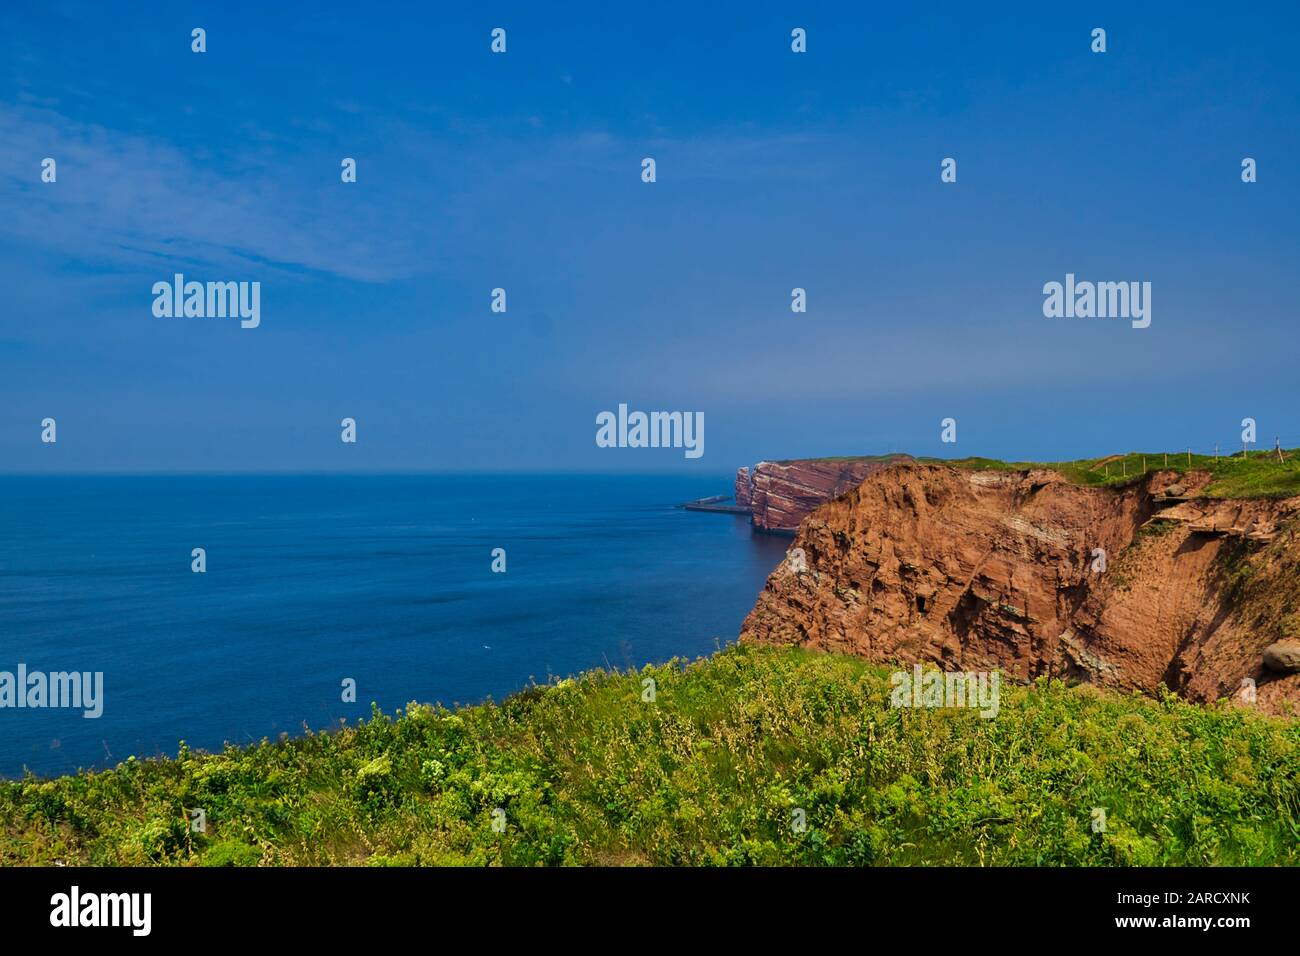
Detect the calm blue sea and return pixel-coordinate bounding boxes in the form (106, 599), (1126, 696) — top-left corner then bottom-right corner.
(0, 474), (788, 778)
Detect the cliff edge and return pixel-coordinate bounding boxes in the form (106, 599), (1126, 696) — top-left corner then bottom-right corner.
(741, 460), (1300, 715)
(737, 456), (911, 533)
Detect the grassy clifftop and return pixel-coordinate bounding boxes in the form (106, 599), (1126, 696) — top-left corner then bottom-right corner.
(923, 449), (1300, 499)
(777, 450), (1300, 498)
(3, 645), (1296, 866)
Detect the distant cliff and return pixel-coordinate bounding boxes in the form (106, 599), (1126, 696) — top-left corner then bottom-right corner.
(736, 457), (911, 534)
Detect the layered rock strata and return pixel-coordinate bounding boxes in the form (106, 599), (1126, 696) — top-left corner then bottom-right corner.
(741, 462), (1300, 715)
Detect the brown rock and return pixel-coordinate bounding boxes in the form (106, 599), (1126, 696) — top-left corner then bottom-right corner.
(740, 462), (1300, 716)
(1263, 641), (1300, 673)
(745, 456), (910, 533)
(735, 467), (752, 508)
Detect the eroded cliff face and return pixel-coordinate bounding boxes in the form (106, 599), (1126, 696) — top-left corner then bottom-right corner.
(740, 462), (1300, 715)
(738, 457), (910, 533)
(735, 467), (752, 508)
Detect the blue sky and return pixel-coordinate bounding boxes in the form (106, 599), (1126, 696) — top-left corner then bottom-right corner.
(2, 1), (1298, 473)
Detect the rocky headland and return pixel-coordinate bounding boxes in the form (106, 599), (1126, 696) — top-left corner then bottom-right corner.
(740, 459), (1300, 715)
(735, 456), (911, 534)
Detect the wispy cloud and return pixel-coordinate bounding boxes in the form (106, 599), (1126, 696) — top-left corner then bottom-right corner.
(1, 102), (832, 288)
(0, 104), (439, 282)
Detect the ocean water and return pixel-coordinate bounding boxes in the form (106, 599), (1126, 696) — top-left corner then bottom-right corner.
(0, 474), (789, 778)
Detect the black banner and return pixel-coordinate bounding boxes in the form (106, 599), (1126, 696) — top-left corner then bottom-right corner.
(0, 866), (1286, 942)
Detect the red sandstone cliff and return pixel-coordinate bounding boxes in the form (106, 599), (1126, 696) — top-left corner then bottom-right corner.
(740, 461), (1300, 715)
(735, 467), (752, 508)
(737, 457), (910, 533)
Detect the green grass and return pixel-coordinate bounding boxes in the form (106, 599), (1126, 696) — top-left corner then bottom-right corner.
(3, 645), (1297, 866)
(917, 449), (1300, 498)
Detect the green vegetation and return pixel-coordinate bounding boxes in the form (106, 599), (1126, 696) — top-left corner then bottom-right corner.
(3, 645), (1296, 866)
(920, 449), (1300, 498)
